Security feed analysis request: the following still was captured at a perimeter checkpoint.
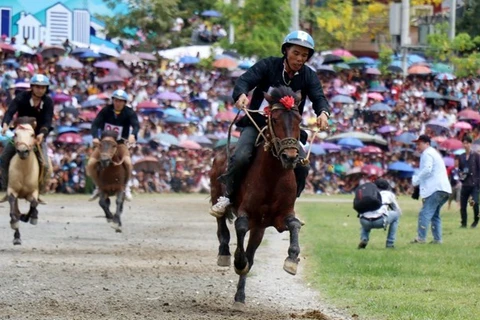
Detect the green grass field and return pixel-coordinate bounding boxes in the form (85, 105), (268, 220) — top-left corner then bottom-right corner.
(299, 195), (480, 320)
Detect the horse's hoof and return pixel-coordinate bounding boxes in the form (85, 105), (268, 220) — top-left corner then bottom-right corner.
(106, 219), (113, 223)
(110, 222), (122, 233)
(217, 255), (231, 267)
(234, 262), (249, 275)
(283, 258), (298, 275)
(13, 238), (22, 245)
(10, 221), (19, 230)
(232, 301), (246, 311)
(115, 228), (122, 233)
(19, 215), (29, 223)
(30, 218), (38, 226)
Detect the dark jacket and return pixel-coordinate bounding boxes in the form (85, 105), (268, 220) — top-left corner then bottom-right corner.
(459, 151), (480, 187)
(91, 104), (140, 141)
(2, 91), (54, 136)
(232, 56), (330, 116)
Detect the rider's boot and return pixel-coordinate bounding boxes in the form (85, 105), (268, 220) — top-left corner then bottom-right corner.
(209, 161), (236, 218)
(125, 184), (133, 201)
(294, 161), (309, 198)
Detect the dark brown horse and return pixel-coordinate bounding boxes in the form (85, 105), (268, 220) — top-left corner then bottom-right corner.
(87, 130), (129, 232)
(210, 86), (304, 308)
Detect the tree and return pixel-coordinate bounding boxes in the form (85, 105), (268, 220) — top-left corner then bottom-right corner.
(97, 0), (180, 51)
(377, 44), (393, 75)
(315, 0), (371, 49)
(217, 0), (291, 59)
(457, 0), (480, 39)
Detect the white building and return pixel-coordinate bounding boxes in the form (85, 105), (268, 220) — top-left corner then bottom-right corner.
(15, 12), (42, 47)
(72, 9), (90, 45)
(45, 3), (72, 46)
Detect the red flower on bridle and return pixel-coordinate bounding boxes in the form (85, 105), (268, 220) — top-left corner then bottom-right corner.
(279, 96), (295, 110)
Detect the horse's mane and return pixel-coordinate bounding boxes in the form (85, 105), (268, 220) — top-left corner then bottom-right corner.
(269, 86), (299, 105)
(101, 130), (119, 140)
(14, 116), (37, 129)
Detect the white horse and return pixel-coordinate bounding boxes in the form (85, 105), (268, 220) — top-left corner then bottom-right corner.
(4, 117), (41, 245)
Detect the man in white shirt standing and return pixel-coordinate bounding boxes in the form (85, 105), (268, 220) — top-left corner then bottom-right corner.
(358, 179), (402, 249)
(411, 135), (452, 244)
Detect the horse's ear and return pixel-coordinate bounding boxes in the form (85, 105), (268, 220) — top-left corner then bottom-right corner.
(264, 92), (273, 104)
(31, 121), (37, 129)
(295, 90), (302, 102)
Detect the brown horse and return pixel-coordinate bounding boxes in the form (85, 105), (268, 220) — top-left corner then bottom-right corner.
(87, 130), (129, 232)
(210, 86), (304, 308)
(4, 117), (41, 245)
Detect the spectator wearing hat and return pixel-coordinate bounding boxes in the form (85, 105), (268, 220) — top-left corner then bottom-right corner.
(358, 179), (402, 249)
(411, 135), (452, 244)
(458, 135), (480, 228)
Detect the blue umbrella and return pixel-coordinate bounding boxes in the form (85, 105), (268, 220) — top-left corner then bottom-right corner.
(394, 132), (417, 144)
(137, 108), (164, 117)
(330, 95), (355, 104)
(163, 108), (183, 118)
(151, 133), (179, 145)
(369, 103), (392, 112)
(3, 59), (20, 69)
(359, 57), (376, 65)
(76, 122), (92, 130)
(335, 63), (351, 70)
(338, 137), (364, 148)
(57, 126), (80, 134)
(201, 10), (222, 17)
(78, 50), (102, 59)
(82, 134), (93, 145)
(179, 56), (200, 64)
(368, 85), (389, 93)
(238, 60), (254, 69)
(309, 144), (326, 155)
(164, 116), (187, 124)
(81, 99), (106, 108)
(388, 161), (414, 172)
(423, 91), (443, 99)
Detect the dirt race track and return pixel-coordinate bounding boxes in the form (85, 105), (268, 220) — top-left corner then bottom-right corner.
(0, 194), (352, 320)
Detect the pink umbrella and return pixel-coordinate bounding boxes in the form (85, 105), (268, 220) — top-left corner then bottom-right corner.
(137, 101), (159, 109)
(56, 132), (83, 144)
(215, 110), (237, 122)
(440, 138), (463, 150)
(356, 146), (383, 154)
(361, 165), (384, 176)
(454, 121), (473, 130)
(157, 91), (183, 101)
(432, 136), (447, 143)
(53, 93), (72, 104)
(332, 49), (354, 58)
(458, 109), (480, 122)
(365, 67), (381, 75)
(178, 140), (202, 150)
(367, 92), (384, 101)
(93, 60), (119, 69)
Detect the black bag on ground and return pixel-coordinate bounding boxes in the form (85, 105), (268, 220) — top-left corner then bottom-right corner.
(353, 182), (383, 215)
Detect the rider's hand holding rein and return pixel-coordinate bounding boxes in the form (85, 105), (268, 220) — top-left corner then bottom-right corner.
(92, 138), (100, 147)
(235, 94), (249, 110)
(128, 134), (136, 145)
(316, 111), (329, 131)
(36, 133), (44, 144)
(1, 123), (8, 136)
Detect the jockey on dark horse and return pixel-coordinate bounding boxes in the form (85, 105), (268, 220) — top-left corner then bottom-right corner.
(87, 89), (140, 201)
(1, 74), (53, 204)
(210, 30), (330, 217)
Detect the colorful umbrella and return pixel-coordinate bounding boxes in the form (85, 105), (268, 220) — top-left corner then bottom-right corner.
(137, 101), (160, 109)
(213, 58), (238, 69)
(439, 139), (463, 150)
(361, 165), (384, 176)
(157, 91), (183, 101)
(377, 125), (397, 134)
(53, 93), (72, 104)
(367, 92), (384, 101)
(56, 132), (83, 144)
(332, 49), (355, 58)
(93, 60), (118, 69)
(178, 140), (202, 150)
(365, 67), (381, 75)
(356, 146), (382, 154)
(435, 73), (456, 81)
(458, 109), (480, 122)
(151, 133), (179, 145)
(57, 57), (83, 69)
(408, 65), (431, 75)
(454, 122), (472, 130)
(387, 161), (414, 172)
(330, 95), (355, 104)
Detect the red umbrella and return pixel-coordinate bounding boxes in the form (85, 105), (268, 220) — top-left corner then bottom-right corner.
(0, 43), (15, 52)
(367, 92), (383, 101)
(178, 140), (202, 150)
(356, 146), (383, 154)
(361, 165), (384, 176)
(137, 101), (159, 109)
(56, 132), (83, 144)
(215, 110), (237, 122)
(440, 138), (463, 150)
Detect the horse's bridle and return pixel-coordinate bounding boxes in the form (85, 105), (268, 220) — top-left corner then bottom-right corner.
(14, 125), (35, 152)
(253, 104), (300, 160)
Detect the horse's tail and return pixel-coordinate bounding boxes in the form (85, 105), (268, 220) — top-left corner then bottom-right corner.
(225, 208), (235, 223)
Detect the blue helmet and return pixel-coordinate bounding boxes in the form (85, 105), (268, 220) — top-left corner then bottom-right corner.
(30, 74), (50, 86)
(112, 89), (128, 101)
(281, 30), (315, 59)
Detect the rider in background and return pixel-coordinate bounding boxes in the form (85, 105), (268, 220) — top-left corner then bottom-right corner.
(1, 74), (53, 202)
(210, 30), (330, 217)
(87, 89), (140, 201)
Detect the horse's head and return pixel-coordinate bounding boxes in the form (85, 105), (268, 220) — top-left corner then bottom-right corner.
(264, 86), (302, 170)
(99, 130), (119, 168)
(13, 117), (37, 160)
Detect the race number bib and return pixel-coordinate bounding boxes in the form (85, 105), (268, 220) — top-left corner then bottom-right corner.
(104, 123), (123, 140)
